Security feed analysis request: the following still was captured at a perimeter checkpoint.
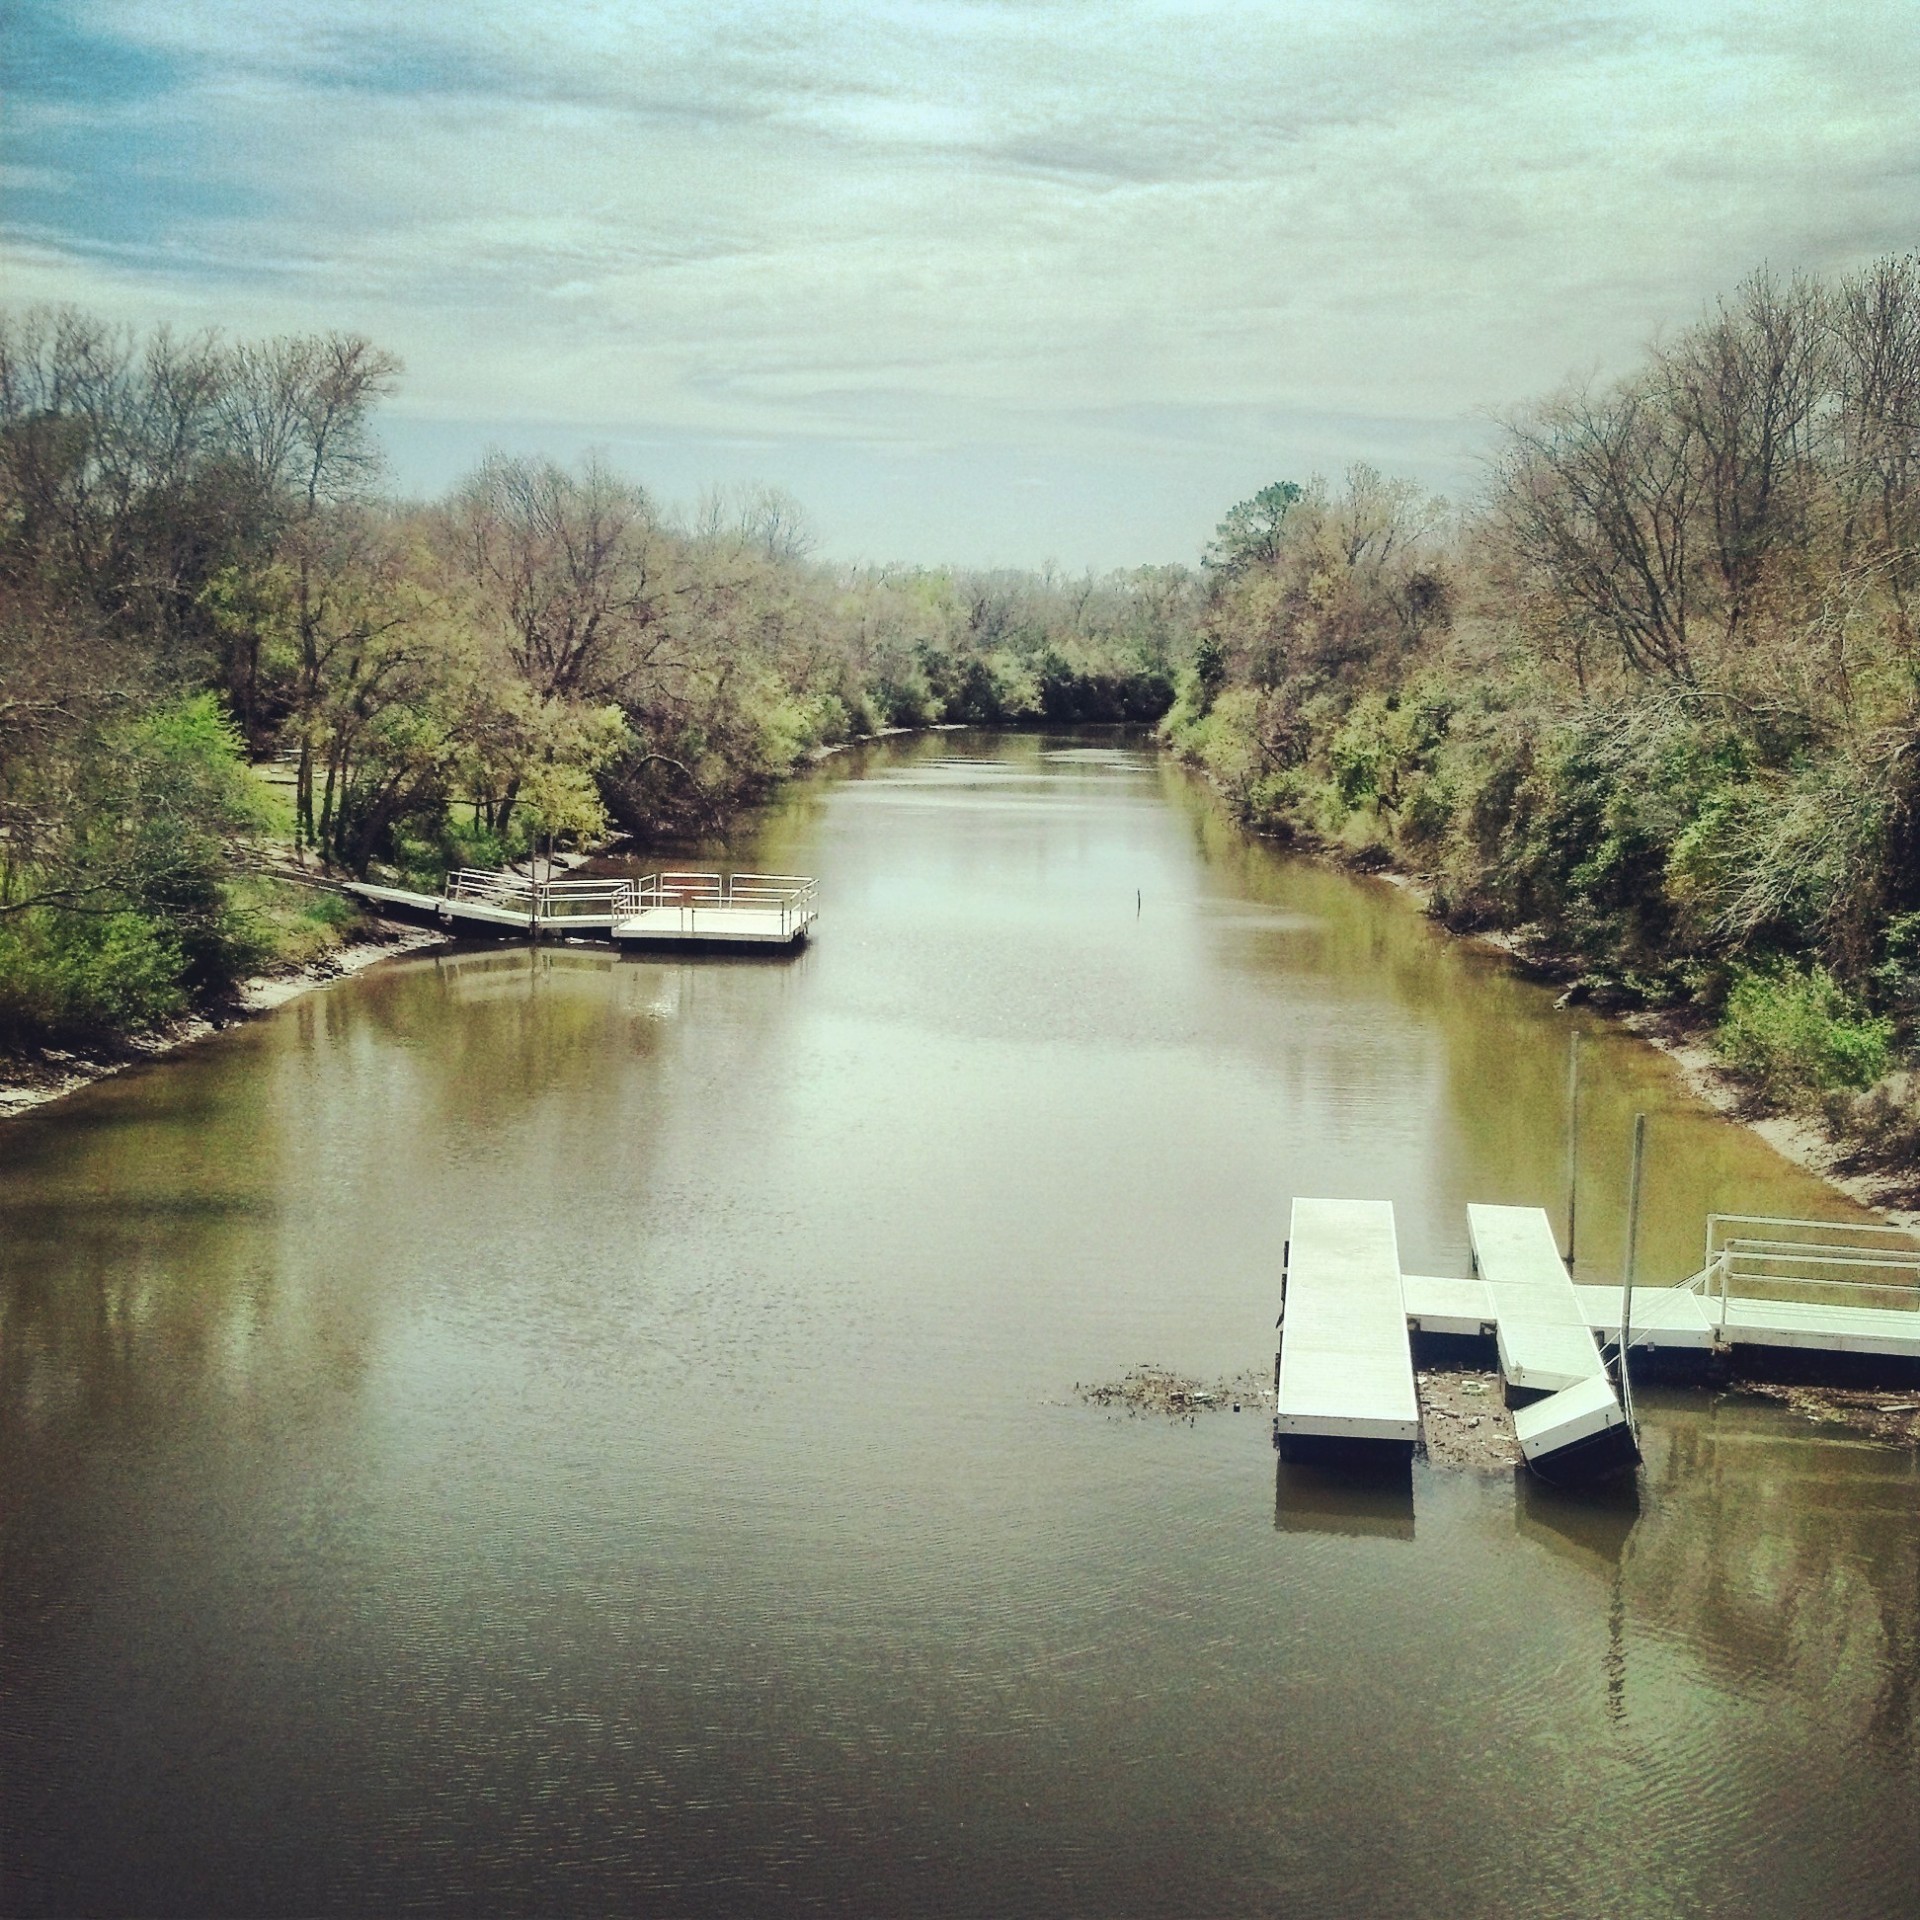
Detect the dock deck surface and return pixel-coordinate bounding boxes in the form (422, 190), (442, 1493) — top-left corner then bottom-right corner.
(1467, 1204), (1610, 1395)
(1416, 1275), (1920, 1363)
(345, 873), (815, 948)
(1276, 1199), (1420, 1449)
(1701, 1292), (1920, 1358)
(1460, 1205), (1634, 1474)
(610, 904), (804, 945)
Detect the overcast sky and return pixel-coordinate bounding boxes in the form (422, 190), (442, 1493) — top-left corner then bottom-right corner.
(5, 1), (1917, 568)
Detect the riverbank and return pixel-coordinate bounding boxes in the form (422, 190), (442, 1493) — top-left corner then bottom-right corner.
(1332, 851), (1920, 1235)
(806, 721), (967, 763)
(0, 920), (448, 1123)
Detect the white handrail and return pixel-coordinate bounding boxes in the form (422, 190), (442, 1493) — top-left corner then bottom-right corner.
(441, 866), (818, 931)
(1693, 1223), (1920, 1320)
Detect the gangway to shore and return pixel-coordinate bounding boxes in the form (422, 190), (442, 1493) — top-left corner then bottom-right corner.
(345, 869), (817, 950)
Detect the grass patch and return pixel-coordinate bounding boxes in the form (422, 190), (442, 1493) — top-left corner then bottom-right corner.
(228, 876), (365, 973)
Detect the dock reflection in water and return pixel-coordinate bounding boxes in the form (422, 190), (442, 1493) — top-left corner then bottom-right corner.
(1275, 1456), (1417, 1540)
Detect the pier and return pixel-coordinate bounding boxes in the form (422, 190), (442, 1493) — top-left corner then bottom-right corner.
(1274, 1199), (1422, 1462)
(1288, 1199), (1920, 1482)
(346, 869), (818, 949)
(1404, 1212), (1920, 1377)
(1467, 1203), (1637, 1479)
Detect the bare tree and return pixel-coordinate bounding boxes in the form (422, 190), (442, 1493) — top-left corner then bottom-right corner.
(1660, 268), (1827, 640)
(1494, 380), (1701, 680)
(1830, 254), (1920, 589)
(452, 453), (668, 704)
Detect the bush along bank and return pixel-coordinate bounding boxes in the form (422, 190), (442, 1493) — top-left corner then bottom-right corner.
(1162, 259), (1920, 1203)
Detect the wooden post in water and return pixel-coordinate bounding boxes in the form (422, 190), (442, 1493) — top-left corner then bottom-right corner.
(1565, 1030), (1581, 1268)
(1617, 1112), (1646, 1435)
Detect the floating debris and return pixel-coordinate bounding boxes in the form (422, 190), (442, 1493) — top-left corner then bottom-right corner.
(1739, 1382), (1920, 1448)
(1075, 1366), (1271, 1421)
(1416, 1369), (1522, 1470)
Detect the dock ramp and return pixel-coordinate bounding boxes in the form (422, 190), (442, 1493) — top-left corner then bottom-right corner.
(1275, 1199), (1420, 1461)
(1469, 1204), (1637, 1480)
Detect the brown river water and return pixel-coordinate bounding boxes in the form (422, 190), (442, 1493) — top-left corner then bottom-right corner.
(2, 732), (1916, 1917)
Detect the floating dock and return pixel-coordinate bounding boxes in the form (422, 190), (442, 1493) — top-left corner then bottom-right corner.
(1468, 1204), (1638, 1480)
(610, 873), (818, 948)
(1287, 1200), (1920, 1485)
(1274, 1199), (1421, 1462)
(1404, 1215), (1920, 1378)
(346, 869), (817, 950)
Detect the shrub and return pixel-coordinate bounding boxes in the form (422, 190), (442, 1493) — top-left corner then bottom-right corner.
(0, 910), (187, 1046)
(1716, 962), (1893, 1108)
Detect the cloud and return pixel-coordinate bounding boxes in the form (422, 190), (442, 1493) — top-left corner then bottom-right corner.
(5, 1), (1918, 565)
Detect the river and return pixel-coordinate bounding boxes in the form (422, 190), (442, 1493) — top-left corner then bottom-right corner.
(2, 732), (1915, 1917)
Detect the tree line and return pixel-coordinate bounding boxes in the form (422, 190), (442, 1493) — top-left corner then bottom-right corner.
(10, 259), (1920, 1188)
(1170, 255), (1920, 1179)
(0, 306), (1183, 1045)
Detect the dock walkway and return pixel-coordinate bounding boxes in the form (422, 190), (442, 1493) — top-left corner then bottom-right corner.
(1292, 1198), (1920, 1483)
(1468, 1204), (1610, 1396)
(1408, 1273), (1920, 1367)
(1467, 1204), (1637, 1477)
(347, 869), (817, 949)
(1274, 1199), (1421, 1460)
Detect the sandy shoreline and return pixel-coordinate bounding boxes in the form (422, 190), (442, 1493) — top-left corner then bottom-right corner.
(0, 922), (450, 1124)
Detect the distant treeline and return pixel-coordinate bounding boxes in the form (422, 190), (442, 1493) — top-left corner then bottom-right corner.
(1170, 256), (1920, 1181)
(0, 306), (1183, 1043)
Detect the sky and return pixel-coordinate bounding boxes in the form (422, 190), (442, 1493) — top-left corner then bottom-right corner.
(4, 1), (1917, 570)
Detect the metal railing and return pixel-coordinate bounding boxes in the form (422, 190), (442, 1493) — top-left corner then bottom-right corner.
(440, 868), (817, 931)
(1686, 1214), (1920, 1320)
(618, 871), (817, 935)
(623, 871), (816, 911)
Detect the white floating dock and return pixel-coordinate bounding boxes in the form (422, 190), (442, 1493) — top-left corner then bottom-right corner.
(1511, 1374), (1632, 1478)
(1468, 1204), (1613, 1398)
(1415, 1274), (1920, 1368)
(1711, 1294), (1920, 1358)
(1401, 1274), (1496, 1338)
(610, 903), (807, 947)
(346, 869), (816, 950)
(1365, 1204), (1920, 1482)
(1468, 1204), (1636, 1477)
(1275, 1199), (1420, 1460)
(1572, 1284), (1718, 1353)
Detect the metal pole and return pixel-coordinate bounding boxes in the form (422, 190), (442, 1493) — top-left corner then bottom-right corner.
(1565, 1030), (1581, 1267)
(1618, 1112), (1646, 1432)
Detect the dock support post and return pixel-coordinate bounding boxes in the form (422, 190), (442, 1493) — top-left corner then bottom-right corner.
(1565, 1030), (1581, 1268)
(1616, 1112), (1646, 1435)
